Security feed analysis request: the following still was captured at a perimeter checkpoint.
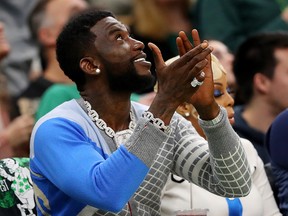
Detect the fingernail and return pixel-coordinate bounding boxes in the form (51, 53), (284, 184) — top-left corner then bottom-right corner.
(201, 42), (208, 49)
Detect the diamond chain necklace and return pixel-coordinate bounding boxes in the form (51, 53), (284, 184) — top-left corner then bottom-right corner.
(84, 100), (136, 139)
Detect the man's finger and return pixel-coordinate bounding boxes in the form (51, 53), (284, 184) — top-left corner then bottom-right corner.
(176, 37), (186, 56)
(179, 42), (210, 66)
(192, 29), (201, 46)
(179, 31), (193, 51)
(148, 42), (165, 70)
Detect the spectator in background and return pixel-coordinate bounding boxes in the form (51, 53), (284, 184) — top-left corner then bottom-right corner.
(194, 0), (288, 53)
(35, 83), (80, 121)
(87, 0), (132, 18)
(232, 32), (288, 165)
(161, 54), (280, 216)
(10, 0), (88, 119)
(266, 109), (288, 215)
(0, 22), (34, 159)
(0, 0), (40, 97)
(130, 0), (195, 93)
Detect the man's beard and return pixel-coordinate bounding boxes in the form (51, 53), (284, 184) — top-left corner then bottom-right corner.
(106, 62), (155, 93)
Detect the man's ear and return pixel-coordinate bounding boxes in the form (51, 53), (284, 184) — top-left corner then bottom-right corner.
(80, 57), (101, 75)
(254, 73), (271, 94)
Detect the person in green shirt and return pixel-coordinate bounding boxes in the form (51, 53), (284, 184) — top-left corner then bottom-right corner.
(194, 0), (288, 53)
(35, 84), (80, 121)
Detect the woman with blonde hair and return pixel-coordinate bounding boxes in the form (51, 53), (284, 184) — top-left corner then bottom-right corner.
(160, 54), (281, 216)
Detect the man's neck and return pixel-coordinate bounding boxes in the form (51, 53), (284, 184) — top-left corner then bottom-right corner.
(242, 98), (279, 133)
(81, 89), (132, 132)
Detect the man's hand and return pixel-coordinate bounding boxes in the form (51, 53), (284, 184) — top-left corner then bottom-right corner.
(176, 29), (220, 120)
(147, 32), (213, 124)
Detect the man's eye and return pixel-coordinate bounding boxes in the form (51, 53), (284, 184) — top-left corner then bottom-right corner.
(214, 89), (223, 98)
(116, 34), (123, 40)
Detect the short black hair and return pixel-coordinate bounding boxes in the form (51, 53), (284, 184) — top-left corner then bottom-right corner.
(233, 31), (288, 104)
(56, 9), (115, 91)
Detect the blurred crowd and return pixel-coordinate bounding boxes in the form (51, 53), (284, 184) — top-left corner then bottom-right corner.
(1, 0), (288, 215)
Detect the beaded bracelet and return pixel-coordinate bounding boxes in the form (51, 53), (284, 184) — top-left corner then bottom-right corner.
(142, 111), (171, 134)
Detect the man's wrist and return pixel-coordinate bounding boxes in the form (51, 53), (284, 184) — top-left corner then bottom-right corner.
(198, 106), (225, 126)
(196, 101), (221, 120)
(142, 111), (171, 134)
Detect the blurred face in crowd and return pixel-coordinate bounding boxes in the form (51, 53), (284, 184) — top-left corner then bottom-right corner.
(265, 48), (288, 113)
(40, 0), (88, 46)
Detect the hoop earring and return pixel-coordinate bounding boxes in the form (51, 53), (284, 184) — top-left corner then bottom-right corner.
(95, 68), (101, 74)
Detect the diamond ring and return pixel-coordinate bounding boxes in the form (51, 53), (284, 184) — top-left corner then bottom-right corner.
(191, 77), (203, 87)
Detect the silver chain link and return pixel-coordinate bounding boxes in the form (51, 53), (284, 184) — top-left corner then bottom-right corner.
(84, 100), (136, 138)
(142, 111), (170, 133)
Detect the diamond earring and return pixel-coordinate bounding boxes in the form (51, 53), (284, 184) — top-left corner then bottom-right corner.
(95, 68), (101, 74)
(184, 112), (190, 117)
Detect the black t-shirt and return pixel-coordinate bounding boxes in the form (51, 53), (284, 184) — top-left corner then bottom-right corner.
(10, 76), (53, 119)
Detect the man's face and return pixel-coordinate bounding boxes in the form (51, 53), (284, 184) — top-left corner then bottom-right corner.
(267, 48), (288, 113)
(91, 17), (154, 92)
